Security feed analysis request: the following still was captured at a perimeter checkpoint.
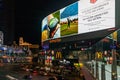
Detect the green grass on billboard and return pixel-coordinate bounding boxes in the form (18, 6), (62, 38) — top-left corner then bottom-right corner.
(60, 22), (78, 36)
(52, 10), (60, 21)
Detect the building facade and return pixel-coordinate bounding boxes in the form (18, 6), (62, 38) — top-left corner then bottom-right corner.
(0, 0), (15, 45)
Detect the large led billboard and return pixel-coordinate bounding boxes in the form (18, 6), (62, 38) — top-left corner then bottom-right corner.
(41, 0), (115, 42)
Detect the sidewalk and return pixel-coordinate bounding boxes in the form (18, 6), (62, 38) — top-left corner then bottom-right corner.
(81, 66), (95, 80)
(0, 63), (3, 66)
(50, 71), (81, 80)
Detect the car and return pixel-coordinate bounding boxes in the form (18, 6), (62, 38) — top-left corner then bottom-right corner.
(39, 70), (49, 76)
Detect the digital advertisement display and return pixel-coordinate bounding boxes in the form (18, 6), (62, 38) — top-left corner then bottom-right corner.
(60, 2), (78, 37)
(78, 0), (115, 34)
(41, 0), (115, 42)
(47, 11), (60, 39)
(41, 17), (49, 42)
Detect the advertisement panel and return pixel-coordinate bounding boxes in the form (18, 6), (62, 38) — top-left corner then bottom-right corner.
(41, 0), (115, 42)
(60, 2), (78, 37)
(41, 17), (49, 42)
(78, 0), (115, 34)
(47, 11), (60, 39)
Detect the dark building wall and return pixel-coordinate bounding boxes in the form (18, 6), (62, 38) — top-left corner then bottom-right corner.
(2, 0), (15, 45)
(0, 0), (4, 32)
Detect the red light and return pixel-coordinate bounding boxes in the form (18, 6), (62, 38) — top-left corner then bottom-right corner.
(33, 70), (37, 73)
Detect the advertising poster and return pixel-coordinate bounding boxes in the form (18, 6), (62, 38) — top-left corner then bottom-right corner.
(41, 17), (49, 42)
(60, 2), (78, 37)
(78, 0), (115, 34)
(47, 11), (60, 39)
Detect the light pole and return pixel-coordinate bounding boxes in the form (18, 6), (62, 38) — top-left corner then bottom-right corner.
(111, 31), (118, 80)
(96, 61), (99, 80)
(111, 42), (117, 80)
(101, 41), (106, 80)
(101, 62), (105, 80)
(104, 31), (118, 80)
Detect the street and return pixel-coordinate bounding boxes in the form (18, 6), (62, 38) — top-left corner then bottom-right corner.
(0, 63), (81, 80)
(0, 63), (49, 80)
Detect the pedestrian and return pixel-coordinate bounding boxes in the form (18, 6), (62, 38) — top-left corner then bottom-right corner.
(29, 74), (32, 80)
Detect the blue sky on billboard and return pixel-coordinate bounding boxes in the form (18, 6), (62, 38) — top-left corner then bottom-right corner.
(60, 2), (78, 19)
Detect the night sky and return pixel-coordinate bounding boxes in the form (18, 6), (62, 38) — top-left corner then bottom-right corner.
(14, 0), (77, 44)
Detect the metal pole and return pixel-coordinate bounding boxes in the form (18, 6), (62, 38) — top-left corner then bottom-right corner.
(111, 48), (117, 80)
(96, 61), (99, 80)
(111, 32), (117, 80)
(101, 41), (105, 80)
(101, 63), (105, 80)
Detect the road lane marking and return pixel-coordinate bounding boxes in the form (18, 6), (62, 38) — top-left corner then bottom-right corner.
(6, 75), (18, 80)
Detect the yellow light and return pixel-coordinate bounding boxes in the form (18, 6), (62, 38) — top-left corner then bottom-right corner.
(79, 63), (83, 68)
(74, 63), (84, 68)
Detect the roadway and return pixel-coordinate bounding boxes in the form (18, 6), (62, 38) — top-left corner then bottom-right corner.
(0, 63), (81, 80)
(0, 63), (49, 80)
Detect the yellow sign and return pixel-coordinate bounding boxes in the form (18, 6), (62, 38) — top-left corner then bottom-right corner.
(112, 31), (117, 41)
(96, 52), (102, 59)
(56, 52), (62, 59)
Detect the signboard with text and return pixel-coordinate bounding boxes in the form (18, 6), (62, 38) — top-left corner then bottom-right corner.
(78, 0), (115, 34)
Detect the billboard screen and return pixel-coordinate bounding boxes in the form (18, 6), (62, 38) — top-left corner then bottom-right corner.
(41, 0), (115, 42)
(60, 2), (78, 37)
(47, 11), (60, 39)
(78, 0), (115, 34)
(41, 17), (49, 42)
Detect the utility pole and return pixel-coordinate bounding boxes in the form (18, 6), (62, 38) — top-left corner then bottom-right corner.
(96, 61), (99, 80)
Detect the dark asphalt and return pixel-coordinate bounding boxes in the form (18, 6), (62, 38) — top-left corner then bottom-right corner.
(0, 63), (49, 80)
(0, 63), (81, 80)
